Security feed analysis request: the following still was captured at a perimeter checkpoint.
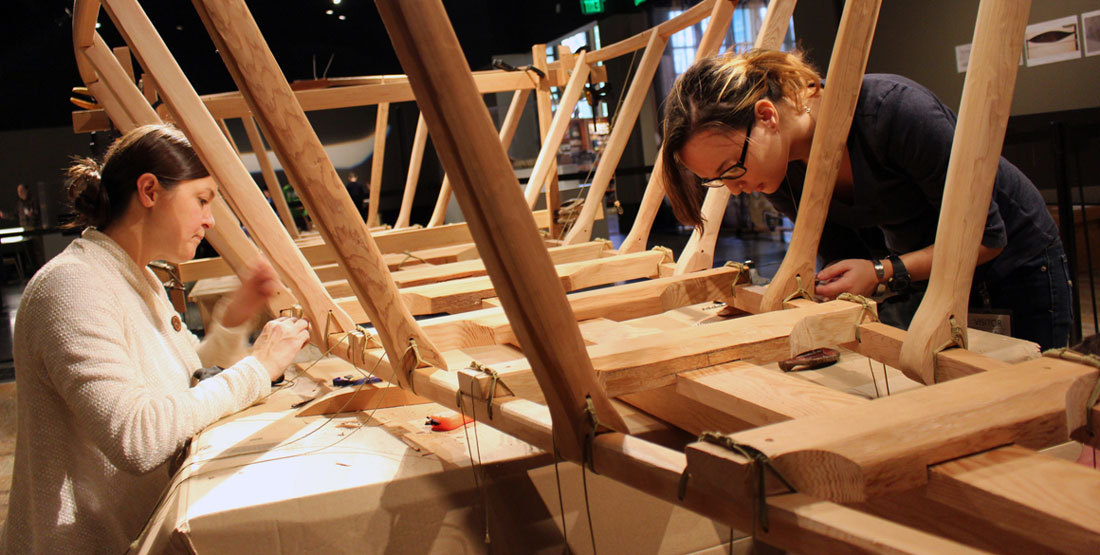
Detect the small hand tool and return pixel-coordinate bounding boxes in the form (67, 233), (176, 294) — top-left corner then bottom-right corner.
(426, 412), (475, 432)
(779, 347), (840, 372)
(333, 375), (382, 387)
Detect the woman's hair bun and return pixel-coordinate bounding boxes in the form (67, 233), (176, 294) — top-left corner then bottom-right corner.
(65, 156), (111, 229)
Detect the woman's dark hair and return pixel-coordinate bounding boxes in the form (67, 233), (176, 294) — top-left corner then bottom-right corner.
(661, 49), (820, 229)
(65, 124), (209, 229)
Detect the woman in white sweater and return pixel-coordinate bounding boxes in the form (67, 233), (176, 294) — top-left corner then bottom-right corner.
(1, 124), (310, 554)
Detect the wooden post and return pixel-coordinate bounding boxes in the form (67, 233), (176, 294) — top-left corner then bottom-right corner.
(563, 28), (669, 244)
(547, 46), (574, 238)
(368, 102), (389, 227)
(898, 0), (1031, 384)
(531, 44), (560, 235)
(523, 52), (590, 208)
(674, 0), (796, 273)
(759, 0), (880, 311)
(102, 0), (352, 342)
(191, 0), (448, 382)
(429, 88), (531, 227)
(376, 0), (628, 461)
(241, 116), (301, 239)
(396, 112), (428, 228)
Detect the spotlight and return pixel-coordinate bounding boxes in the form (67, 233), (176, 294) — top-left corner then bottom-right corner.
(338, 14), (346, 20)
(326, 9), (333, 14)
(333, 0), (342, 5)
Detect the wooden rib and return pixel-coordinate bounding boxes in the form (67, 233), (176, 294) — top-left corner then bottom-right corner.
(191, 0), (447, 380)
(523, 52), (590, 208)
(367, 102), (389, 227)
(563, 28), (669, 244)
(759, 0), (881, 311)
(685, 355), (1096, 503)
(376, 0), (629, 461)
(675, 0), (796, 273)
(101, 0), (345, 338)
(429, 88), (531, 227)
(899, 0), (1031, 383)
(395, 112), (428, 228)
(241, 115), (300, 239)
(547, 46), (573, 238)
(84, 33), (159, 126)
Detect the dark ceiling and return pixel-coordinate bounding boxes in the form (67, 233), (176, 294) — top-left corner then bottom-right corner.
(3, 0), (661, 132)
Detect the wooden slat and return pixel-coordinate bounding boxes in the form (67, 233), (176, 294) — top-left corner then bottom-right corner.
(676, 361), (866, 426)
(530, 44), (560, 237)
(927, 445), (1100, 553)
(759, 0), (881, 311)
(899, 0), (1031, 383)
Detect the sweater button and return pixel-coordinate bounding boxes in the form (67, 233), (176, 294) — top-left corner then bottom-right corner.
(171, 315), (182, 332)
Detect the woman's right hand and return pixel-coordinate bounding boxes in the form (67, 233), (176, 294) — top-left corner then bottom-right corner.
(251, 316), (310, 381)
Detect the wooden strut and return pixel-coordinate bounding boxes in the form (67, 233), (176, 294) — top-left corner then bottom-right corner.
(395, 112), (428, 229)
(898, 0), (1031, 384)
(376, 0), (629, 462)
(189, 0), (448, 384)
(241, 115), (300, 239)
(758, 0), (881, 311)
(367, 102), (389, 228)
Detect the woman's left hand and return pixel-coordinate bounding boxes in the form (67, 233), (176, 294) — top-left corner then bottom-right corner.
(221, 258), (280, 328)
(814, 259), (879, 299)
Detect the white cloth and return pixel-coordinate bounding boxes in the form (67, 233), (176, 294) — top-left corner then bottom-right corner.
(1, 229), (271, 554)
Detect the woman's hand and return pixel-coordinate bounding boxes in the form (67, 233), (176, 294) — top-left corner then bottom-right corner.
(251, 316), (310, 381)
(221, 258), (280, 328)
(815, 259), (879, 299)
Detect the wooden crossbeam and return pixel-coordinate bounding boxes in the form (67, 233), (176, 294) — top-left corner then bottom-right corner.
(684, 356), (1097, 503)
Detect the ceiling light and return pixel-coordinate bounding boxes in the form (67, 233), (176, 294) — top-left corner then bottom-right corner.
(326, 9), (333, 14)
(95, 22), (102, 29)
(333, 0), (342, 5)
(338, 14), (346, 20)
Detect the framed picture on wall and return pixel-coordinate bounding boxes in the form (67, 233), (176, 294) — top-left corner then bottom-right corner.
(1025, 15), (1081, 66)
(1083, 10), (1100, 57)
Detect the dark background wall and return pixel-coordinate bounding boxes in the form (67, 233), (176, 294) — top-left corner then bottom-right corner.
(794, 0), (1100, 116)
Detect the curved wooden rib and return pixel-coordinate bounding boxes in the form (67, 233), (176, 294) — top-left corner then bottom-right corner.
(377, 0), (628, 461)
(191, 0), (448, 382)
(396, 112), (428, 228)
(674, 0), (796, 274)
(898, 0), (1031, 384)
(758, 0), (881, 311)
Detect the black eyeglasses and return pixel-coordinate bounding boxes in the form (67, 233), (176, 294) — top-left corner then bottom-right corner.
(697, 124), (752, 189)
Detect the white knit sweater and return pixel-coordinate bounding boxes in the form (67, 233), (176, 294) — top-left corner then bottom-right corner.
(1, 229), (271, 554)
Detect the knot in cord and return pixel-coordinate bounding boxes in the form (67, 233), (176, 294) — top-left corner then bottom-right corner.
(687, 431), (796, 533)
(468, 361), (501, 420)
(583, 396), (602, 474)
(782, 274), (816, 305)
(395, 250), (428, 270)
(837, 292), (878, 342)
(403, 338), (424, 393)
(723, 261), (751, 299)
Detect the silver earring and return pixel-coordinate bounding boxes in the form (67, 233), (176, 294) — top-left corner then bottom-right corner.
(803, 106), (811, 114)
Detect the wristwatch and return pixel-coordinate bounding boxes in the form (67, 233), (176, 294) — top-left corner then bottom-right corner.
(872, 259), (885, 282)
(886, 254), (911, 292)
